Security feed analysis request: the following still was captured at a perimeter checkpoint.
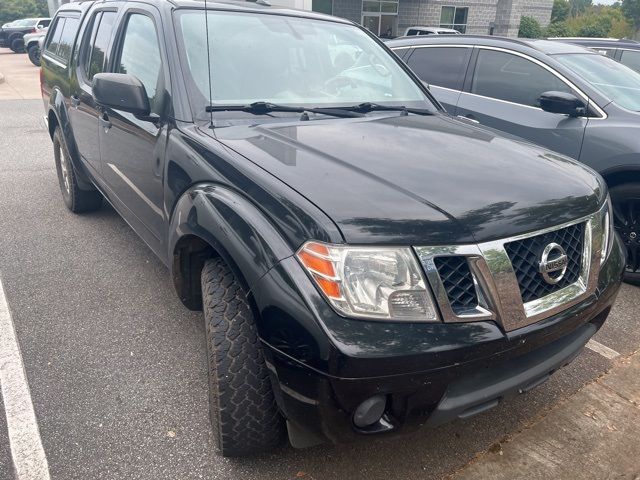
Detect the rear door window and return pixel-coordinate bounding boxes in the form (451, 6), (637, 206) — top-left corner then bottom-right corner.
(406, 46), (471, 90)
(620, 50), (640, 73)
(56, 17), (79, 62)
(43, 15), (80, 64)
(44, 17), (65, 55)
(471, 49), (572, 107)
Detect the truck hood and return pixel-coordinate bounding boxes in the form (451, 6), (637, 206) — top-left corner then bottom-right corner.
(213, 113), (605, 245)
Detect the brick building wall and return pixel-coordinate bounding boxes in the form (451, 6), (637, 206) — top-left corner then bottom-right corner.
(332, 0), (552, 37)
(332, 0), (363, 24)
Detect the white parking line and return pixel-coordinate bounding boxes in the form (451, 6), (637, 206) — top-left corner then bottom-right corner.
(586, 339), (620, 360)
(0, 276), (50, 480)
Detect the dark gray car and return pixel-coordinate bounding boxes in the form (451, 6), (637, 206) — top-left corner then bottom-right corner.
(547, 38), (640, 73)
(387, 35), (640, 282)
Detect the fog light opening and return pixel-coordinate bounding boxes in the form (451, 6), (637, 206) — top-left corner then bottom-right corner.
(353, 394), (387, 428)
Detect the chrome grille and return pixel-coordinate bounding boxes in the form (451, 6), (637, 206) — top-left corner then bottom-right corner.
(415, 205), (605, 332)
(433, 256), (478, 315)
(504, 223), (584, 303)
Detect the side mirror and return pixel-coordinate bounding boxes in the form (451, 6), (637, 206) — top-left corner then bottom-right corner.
(92, 73), (151, 118)
(539, 91), (586, 117)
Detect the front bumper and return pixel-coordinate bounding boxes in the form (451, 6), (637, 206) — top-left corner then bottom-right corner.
(253, 234), (625, 446)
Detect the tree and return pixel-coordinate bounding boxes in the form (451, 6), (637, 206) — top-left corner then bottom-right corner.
(552, 0), (570, 22)
(569, 0), (593, 17)
(0, 0), (48, 26)
(622, 0), (640, 36)
(545, 21), (573, 37)
(518, 16), (543, 38)
(566, 5), (632, 37)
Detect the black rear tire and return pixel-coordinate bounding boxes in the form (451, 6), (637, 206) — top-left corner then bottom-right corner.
(28, 45), (41, 66)
(610, 183), (640, 286)
(53, 127), (103, 213)
(10, 37), (24, 53)
(201, 258), (285, 457)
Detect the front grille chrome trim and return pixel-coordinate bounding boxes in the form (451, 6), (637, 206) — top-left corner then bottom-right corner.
(415, 205), (605, 332)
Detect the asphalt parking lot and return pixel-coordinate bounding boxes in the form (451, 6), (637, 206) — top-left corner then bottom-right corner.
(1, 49), (640, 480)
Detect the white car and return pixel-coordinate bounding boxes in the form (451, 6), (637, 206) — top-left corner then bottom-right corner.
(24, 28), (47, 66)
(404, 26), (460, 36)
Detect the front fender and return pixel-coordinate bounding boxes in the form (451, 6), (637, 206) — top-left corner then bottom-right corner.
(168, 183), (295, 306)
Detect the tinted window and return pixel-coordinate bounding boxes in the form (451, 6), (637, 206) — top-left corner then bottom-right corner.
(44, 17), (65, 55)
(39, 19), (51, 28)
(116, 14), (163, 112)
(620, 50), (640, 73)
(556, 53), (640, 111)
(472, 50), (572, 107)
(406, 46), (471, 90)
(56, 17), (79, 61)
(87, 11), (116, 81)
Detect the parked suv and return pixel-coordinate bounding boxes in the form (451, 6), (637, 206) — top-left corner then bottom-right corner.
(388, 35), (640, 283)
(0, 17), (50, 52)
(41, 0), (624, 456)
(404, 26), (461, 36)
(548, 38), (640, 73)
(24, 28), (48, 66)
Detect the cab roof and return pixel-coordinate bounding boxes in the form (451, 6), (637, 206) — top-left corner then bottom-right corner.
(58, 0), (351, 24)
(386, 35), (595, 55)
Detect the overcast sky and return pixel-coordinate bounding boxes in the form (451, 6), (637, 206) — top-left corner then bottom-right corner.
(592, 0), (618, 5)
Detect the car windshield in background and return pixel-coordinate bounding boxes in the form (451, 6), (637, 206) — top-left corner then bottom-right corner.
(555, 53), (640, 112)
(10, 19), (37, 27)
(175, 10), (433, 117)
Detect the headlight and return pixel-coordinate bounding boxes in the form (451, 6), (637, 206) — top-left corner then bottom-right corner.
(601, 195), (614, 263)
(296, 241), (439, 321)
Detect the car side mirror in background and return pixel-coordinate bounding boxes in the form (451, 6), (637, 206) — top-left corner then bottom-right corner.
(92, 73), (156, 121)
(539, 91), (586, 117)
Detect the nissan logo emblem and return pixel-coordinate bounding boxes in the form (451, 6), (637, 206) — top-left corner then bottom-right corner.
(539, 243), (568, 285)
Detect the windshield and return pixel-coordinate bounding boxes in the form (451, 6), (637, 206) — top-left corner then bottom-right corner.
(12, 19), (37, 27)
(555, 53), (640, 112)
(174, 10), (434, 118)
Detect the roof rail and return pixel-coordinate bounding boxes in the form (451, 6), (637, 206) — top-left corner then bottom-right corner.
(548, 37), (639, 43)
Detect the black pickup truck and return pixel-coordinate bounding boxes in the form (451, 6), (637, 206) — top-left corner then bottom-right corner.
(0, 17), (50, 52)
(41, 0), (624, 457)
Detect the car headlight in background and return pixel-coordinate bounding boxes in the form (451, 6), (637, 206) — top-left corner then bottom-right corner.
(296, 242), (438, 321)
(601, 195), (614, 263)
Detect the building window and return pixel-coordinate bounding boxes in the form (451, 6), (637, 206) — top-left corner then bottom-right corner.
(440, 6), (468, 33)
(312, 0), (332, 15)
(362, 0), (398, 37)
(362, 0), (398, 14)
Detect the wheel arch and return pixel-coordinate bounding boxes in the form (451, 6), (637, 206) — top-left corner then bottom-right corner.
(47, 98), (95, 191)
(168, 183), (295, 310)
(601, 166), (640, 190)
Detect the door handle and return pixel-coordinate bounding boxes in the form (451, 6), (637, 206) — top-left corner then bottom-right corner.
(70, 95), (80, 108)
(457, 115), (480, 124)
(99, 112), (111, 131)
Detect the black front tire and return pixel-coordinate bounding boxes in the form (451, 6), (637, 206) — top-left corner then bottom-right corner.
(610, 183), (640, 285)
(53, 127), (103, 213)
(28, 45), (41, 66)
(201, 257), (285, 457)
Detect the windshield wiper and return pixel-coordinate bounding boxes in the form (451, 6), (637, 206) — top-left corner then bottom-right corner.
(336, 102), (435, 116)
(206, 101), (364, 118)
